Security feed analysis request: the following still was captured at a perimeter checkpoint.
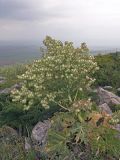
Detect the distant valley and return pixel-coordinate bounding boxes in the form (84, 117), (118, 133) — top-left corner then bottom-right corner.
(0, 45), (120, 66)
(0, 45), (41, 66)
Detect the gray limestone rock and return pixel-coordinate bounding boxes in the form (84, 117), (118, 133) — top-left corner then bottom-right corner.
(0, 83), (21, 94)
(31, 120), (51, 147)
(98, 103), (112, 114)
(97, 87), (120, 105)
(0, 76), (6, 84)
(25, 137), (31, 151)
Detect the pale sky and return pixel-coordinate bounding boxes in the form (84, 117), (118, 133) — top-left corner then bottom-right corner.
(1, 0), (120, 47)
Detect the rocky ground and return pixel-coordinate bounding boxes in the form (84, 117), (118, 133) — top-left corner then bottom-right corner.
(0, 78), (120, 159)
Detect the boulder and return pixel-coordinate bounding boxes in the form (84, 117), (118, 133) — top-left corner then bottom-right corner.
(99, 103), (112, 115)
(0, 76), (6, 84)
(31, 120), (51, 147)
(0, 126), (18, 145)
(0, 83), (21, 94)
(0, 88), (12, 94)
(97, 87), (120, 105)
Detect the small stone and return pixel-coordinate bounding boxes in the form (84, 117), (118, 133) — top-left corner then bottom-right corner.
(117, 88), (120, 92)
(103, 86), (113, 90)
(25, 137), (31, 151)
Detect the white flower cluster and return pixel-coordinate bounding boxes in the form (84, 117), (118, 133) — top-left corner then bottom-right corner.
(11, 36), (99, 110)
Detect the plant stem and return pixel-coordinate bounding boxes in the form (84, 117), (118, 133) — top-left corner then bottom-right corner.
(73, 89), (79, 102)
(52, 100), (70, 111)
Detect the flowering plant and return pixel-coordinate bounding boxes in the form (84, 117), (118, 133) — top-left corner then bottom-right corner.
(11, 36), (98, 110)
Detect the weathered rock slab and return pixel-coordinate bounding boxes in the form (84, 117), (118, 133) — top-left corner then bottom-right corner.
(0, 76), (6, 84)
(98, 87), (120, 105)
(31, 120), (51, 147)
(0, 83), (21, 94)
